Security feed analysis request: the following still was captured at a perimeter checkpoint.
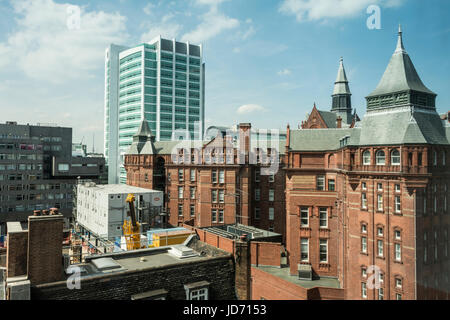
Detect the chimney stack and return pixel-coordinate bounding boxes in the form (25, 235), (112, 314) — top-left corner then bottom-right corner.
(336, 116), (343, 129)
(238, 123), (252, 154)
(27, 215), (64, 285)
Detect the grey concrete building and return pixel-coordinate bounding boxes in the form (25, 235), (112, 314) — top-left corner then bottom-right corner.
(0, 121), (106, 234)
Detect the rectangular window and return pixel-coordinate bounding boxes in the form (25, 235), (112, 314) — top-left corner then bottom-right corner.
(212, 209), (217, 222)
(190, 169), (196, 182)
(317, 176), (325, 191)
(300, 207), (309, 227)
(395, 184), (401, 193)
(362, 283), (367, 299)
(328, 179), (335, 191)
(300, 238), (309, 262)
(178, 187), (184, 199)
(377, 183), (383, 191)
(378, 240), (384, 257)
(58, 164), (69, 171)
(396, 294), (402, 301)
(254, 208), (260, 220)
(219, 170), (225, 183)
(211, 190), (218, 203)
(396, 278), (402, 289)
(178, 169), (184, 181)
(178, 204), (183, 216)
(377, 227), (383, 237)
(255, 169), (260, 182)
(319, 239), (328, 263)
(269, 189), (275, 202)
(395, 243), (402, 261)
(362, 193), (368, 209)
(377, 194), (383, 211)
(255, 189), (260, 201)
(395, 196), (401, 213)
(211, 170), (217, 183)
(269, 174), (275, 183)
(190, 187), (196, 199)
(361, 237), (367, 253)
(190, 288), (208, 300)
(378, 288), (384, 300)
(319, 208), (328, 228)
(269, 208), (274, 221)
(190, 205), (195, 217)
(219, 190), (225, 203)
(362, 182), (367, 190)
(219, 210), (224, 223)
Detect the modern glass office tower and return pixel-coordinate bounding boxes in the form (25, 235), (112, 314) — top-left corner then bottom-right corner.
(104, 37), (205, 184)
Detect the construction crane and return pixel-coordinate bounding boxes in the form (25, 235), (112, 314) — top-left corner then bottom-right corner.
(123, 194), (141, 250)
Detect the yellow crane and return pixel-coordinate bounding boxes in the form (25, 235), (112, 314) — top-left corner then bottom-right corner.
(123, 194), (142, 250)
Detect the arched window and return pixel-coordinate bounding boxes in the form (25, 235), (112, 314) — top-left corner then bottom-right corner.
(391, 149), (400, 166)
(376, 150), (386, 165)
(363, 150), (371, 165)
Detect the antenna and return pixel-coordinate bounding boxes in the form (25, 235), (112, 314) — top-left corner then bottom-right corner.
(92, 133), (95, 153)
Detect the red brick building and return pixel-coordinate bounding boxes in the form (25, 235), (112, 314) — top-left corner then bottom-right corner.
(124, 122), (287, 240)
(124, 28), (450, 300)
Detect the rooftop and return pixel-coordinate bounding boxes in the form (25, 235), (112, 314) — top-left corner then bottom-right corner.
(256, 265), (341, 289)
(63, 237), (230, 282)
(77, 183), (162, 195)
(202, 224), (281, 240)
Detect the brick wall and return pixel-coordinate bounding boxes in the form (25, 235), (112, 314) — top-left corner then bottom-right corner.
(250, 242), (281, 267)
(31, 256), (236, 300)
(27, 215), (64, 286)
(6, 231), (28, 277)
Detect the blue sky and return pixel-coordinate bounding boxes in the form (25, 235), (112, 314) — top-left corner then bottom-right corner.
(0, 0), (449, 152)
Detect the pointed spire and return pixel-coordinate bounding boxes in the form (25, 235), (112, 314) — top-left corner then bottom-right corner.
(395, 24), (406, 54)
(333, 57), (351, 96)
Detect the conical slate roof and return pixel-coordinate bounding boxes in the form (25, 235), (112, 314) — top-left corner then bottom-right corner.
(367, 25), (435, 97)
(127, 120), (156, 155)
(333, 57), (351, 95)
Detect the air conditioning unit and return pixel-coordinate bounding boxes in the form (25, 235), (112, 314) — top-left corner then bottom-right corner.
(298, 264), (312, 281)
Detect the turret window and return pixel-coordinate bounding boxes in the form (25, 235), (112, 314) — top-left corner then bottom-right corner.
(363, 150), (371, 165)
(391, 149), (400, 165)
(376, 150), (386, 165)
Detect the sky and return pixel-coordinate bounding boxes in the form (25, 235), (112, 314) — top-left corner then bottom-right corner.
(0, 0), (449, 153)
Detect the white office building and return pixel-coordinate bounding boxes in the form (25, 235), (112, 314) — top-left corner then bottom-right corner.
(76, 183), (164, 240)
(104, 37), (205, 184)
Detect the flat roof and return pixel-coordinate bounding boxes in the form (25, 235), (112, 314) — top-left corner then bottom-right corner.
(202, 224), (281, 240)
(78, 183), (162, 195)
(64, 240), (229, 281)
(255, 266), (341, 289)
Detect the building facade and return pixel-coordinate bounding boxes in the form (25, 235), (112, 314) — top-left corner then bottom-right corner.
(0, 122), (105, 235)
(285, 28), (450, 300)
(124, 121), (287, 240)
(104, 37), (205, 184)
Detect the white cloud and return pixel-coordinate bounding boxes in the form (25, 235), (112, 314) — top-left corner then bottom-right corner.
(237, 104), (266, 114)
(143, 3), (154, 15)
(141, 19), (181, 42)
(0, 0), (128, 83)
(182, 0), (239, 43)
(279, 0), (405, 22)
(278, 69), (291, 76)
